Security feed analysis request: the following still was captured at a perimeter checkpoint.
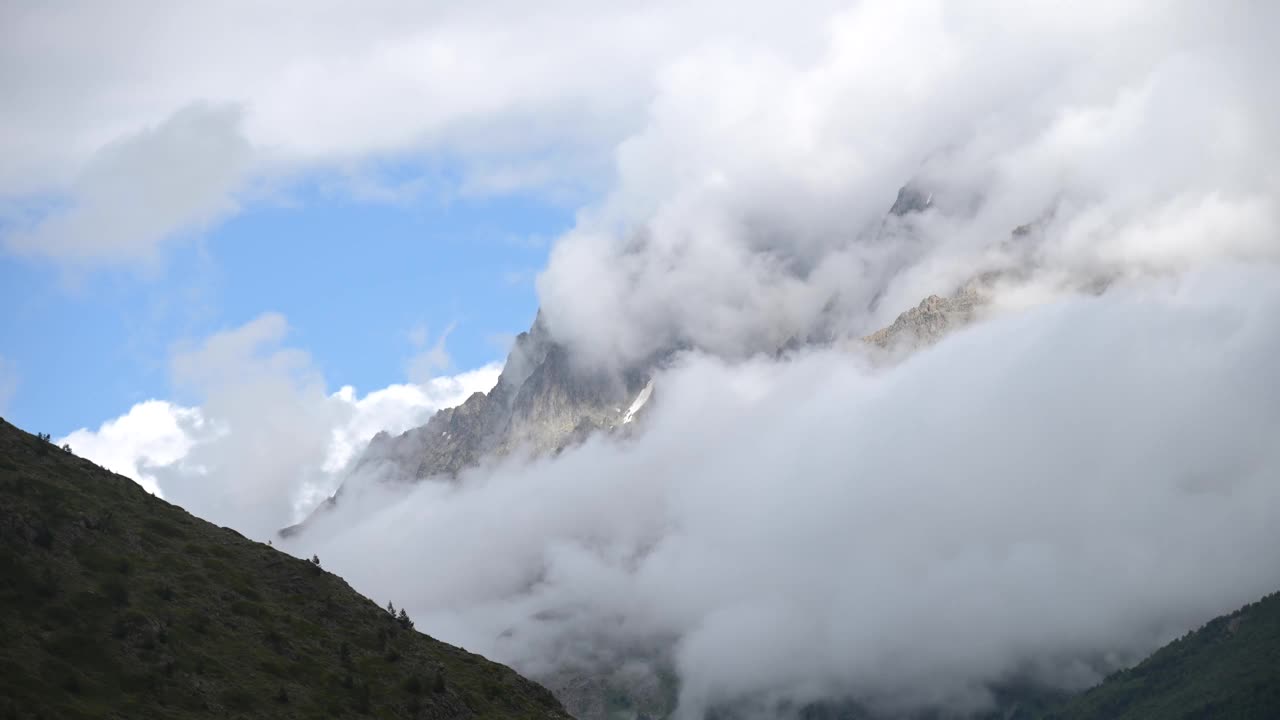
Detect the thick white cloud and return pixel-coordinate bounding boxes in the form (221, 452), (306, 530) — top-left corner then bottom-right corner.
(299, 269), (1280, 716)
(57, 400), (201, 496)
(58, 313), (499, 538)
(536, 0), (1280, 370)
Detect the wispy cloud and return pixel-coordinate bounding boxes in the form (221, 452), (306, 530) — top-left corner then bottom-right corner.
(405, 322), (457, 383)
(3, 104), (252, 270)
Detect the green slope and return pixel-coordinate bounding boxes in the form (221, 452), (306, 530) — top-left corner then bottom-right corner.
(0, 418), (571, 720)
(1048, 591), (1280, 719)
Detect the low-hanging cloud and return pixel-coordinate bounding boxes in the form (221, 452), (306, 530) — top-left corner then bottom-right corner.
(296, 269), (1280, 716)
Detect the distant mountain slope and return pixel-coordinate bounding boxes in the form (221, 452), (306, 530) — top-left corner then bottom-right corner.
(1048, 591), (1280, 719)
(0, 418), (571, 720)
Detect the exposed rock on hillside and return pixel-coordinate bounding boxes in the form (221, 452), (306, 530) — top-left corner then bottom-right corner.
(863, 286), (985, 350)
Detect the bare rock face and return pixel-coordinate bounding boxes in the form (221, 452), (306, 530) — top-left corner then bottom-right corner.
(862, 286), (984, 351)
(888, 183), (933, 216)
(368, 314), (652, 482)
(282, 314), (655, 537)
(501, 342), (635, 456)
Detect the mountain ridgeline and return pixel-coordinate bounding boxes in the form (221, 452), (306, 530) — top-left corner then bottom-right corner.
(0, 418), (571, 720)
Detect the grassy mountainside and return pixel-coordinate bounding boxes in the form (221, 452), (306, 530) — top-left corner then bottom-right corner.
(0, 418), (571, 720)
(1048, 590), (1280, 719)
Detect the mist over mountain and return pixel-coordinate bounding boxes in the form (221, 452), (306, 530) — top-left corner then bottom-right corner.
(16, 1), (1280, 718)
(288, 267), (1280, 718)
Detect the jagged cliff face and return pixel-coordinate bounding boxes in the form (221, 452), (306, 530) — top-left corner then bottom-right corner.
(862, 286), (985, 350)
(283, 315), (658, 535)
(357, 314), (654, 483)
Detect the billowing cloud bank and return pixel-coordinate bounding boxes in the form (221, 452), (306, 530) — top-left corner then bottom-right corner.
(300, 270), (1280, 716)
(537, 0), (1280, 370)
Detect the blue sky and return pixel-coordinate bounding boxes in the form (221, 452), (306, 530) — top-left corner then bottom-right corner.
(0, 183), (573, 436)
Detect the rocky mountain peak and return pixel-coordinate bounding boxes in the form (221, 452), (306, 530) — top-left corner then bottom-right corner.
(282, 312), (658, 537)
(863, 285), (985, 350)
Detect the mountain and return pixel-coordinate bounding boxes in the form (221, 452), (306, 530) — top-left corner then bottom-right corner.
(1048, 590), (1280, 719)
(285, 183), (986, 539)
(282, 312), (658, 537)
(289, 270), (993, 541)
(862, 288), (983, 350)
(358, 312), (655, 479)
(0, 418), (571, 720)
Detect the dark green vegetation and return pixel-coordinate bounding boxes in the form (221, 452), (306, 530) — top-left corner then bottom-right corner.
(0, 419), (571, 720)
(1049, 590), (1280, 719)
